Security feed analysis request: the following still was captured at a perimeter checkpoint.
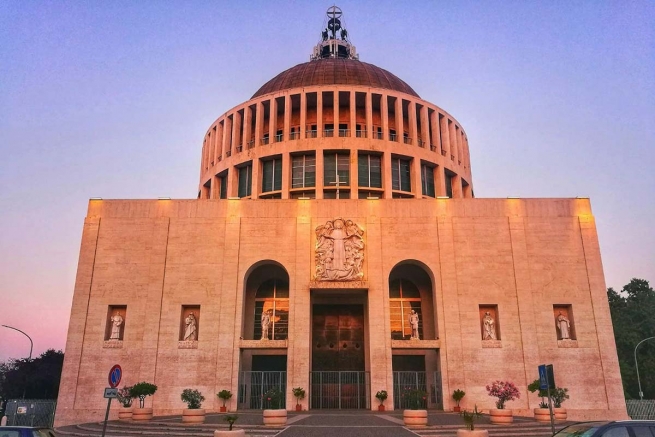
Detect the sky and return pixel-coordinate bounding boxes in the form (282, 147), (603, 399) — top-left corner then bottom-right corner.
(0, 1), (653, 362)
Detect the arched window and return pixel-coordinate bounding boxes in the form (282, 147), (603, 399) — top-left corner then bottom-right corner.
(389, 278), (422, 340)
(253, 279), (289, 340)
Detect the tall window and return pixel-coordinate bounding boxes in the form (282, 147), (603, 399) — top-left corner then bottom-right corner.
(389, 279), (422, 340)
(262, 158), (282, 193)
(358, 154), (382, 188)
(238, 164), (252, 198)
(445, 173), (454, 198)
(292, 154), (316, 188)
(324, 152), (350, 187)
(391, 157), (411, 192)
(253, 279), (289, 340)
(219, 174), (227, 199)
(421, 164), (435, 197)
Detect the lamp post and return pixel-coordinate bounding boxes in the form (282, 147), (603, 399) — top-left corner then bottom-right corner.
(634, 336), (655, 400)
(1, 325), (33, 360)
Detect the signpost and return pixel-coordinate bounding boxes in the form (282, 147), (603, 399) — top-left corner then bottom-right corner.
(101, 365), (122, 437)
(538, 364), (556, 436)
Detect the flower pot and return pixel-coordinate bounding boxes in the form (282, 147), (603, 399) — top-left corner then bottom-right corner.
(534, 408), (550, 422)
(456, 430), (489, 437)
(132, 407), (153, 421)
(295, 404), (302, 412)
(403, 409), (428, 427)
(182, 408), (206, 423)
(554, 407), (567, 420)
(214, 430), (245, 437)
(118, 407), (132, 420)
(220, 406), (227, 413)
(489, 409), (513, 424)
(263, 409), (287, 426)
(378, 404), (385, 411)
(453, 406), (461, 413)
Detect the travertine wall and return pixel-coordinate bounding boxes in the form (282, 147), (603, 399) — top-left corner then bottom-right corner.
(55, 198), (627, 425)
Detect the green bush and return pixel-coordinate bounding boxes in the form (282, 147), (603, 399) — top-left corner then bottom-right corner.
(460, 405), (482, 430)
(375, 390), (388, 404)
(181, 389), (205, 409)
(264, 387), (284, 409)
(217, 389), (233, 407)
(224, 414), (238, 431)
(452, 389), (465, 406)
(402, 388), (428, 410)
(129, 381), (158, 408)
(292, 387), (306, 405)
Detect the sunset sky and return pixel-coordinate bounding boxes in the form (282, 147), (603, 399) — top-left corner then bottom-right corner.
(1, 1), (653, 362)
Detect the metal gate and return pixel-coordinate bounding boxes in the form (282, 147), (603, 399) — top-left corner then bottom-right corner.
(310, 371), (370, 409)
(4, 399), (57, 427)
(393, 371), (442, 410)
(238, 371), (286, 410)
(627, 400), (655, 420)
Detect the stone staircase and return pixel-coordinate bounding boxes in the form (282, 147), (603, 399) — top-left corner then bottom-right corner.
(56, 420), (283, 437)
(411, 422), (566, 436)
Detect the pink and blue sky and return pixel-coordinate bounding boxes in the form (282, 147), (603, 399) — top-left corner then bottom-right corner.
(1, 1), (653, 362)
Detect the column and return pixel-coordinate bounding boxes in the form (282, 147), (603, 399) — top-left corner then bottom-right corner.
(456, 127), (463, 165)
(284, 94), (291, 141)
(223, 116), (232, 156)
(383, 151), (392, 199)
(216, 121), (224, 160)
(366, 92), (373, 139)
(317, 92), (323, 138)
(231, 112), (240, 151)
(350, 91), (356, 137)
(409, 101), (418, 145)
(420, 105), (429, 148)
(242, 105), (251, 149)
(394, 96), (402, 141)
(269, 98), (277, 142)
(251, 158), (260, 199)
(210, 175), (219, 199)
(435, 165), (446, 197)
(451, 174), (462, 198)
(350, 149), (358, 197)
(429, 110), (439, 151)
(300, 92), (307, 140)
(315, 150), (324, 199)
(412, 159), (422, 198)
(440, 115), (450, 157)
(227, 166), (238, 198)
(202, 141), (207, 171)
(255, 101), (263, 146)
(333, 90), (339, 135)
(281, 153), (290, 199)
(448, 121), (457, 162)
(381, 94), (388, 141)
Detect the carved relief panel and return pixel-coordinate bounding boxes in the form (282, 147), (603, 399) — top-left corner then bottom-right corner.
(314, 218), (364, 281)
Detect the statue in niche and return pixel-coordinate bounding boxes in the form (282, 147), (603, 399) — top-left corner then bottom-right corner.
(183, 312), (197, 341)
(409, 310), (420, 340)
(261, 310), (271, 340)
(110, 312), (124, 340)
(482, 311), (497, 341)
(556, 311), (571, 339)
(315, 218), (364, 281)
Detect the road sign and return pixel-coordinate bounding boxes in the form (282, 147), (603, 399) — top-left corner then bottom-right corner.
(538, 364), (548, 390)
(546, 364), (555, 389)
(104, 388), (118, 398)
(108, 364), (122, 388)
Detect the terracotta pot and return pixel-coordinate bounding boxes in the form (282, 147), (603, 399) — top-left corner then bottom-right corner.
(457, 430), (489, 437)
(489, 409), (513, 424)
(453, 406), (461, 412)
(554, 407), (567, 420)
(295, 404), (302, 412)
(214, 430), (245, 437)
(263, 409), (287, 426)
(534, 407), (552, 422)
(403, 409), (428, 427)
(132, 407), (153, 421)
(182, 408), (206, 423)
(118, 407), (132, 420)
(220, 406), (227, 413)
(378, 404), (385, 411)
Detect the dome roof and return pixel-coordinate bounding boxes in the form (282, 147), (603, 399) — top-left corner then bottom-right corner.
(252, 58), (419, 98)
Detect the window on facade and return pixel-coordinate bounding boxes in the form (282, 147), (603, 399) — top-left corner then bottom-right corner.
(324, 152), (350, 187)
(262, 158), (282, 193)
(421, 164), (435, 197)
(445, 173), (453, 198)
(389, 279), (422, 340)
(358, 154), (382, 189)
(391, 157), (411, 192)
(292, 154), (316, 188)
(238, 164), (252, 198)
(219, 174), (227, 199)
(253, 279), (289, 340)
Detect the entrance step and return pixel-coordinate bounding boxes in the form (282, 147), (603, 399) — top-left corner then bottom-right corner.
(409, 422), (567, 436)
(56, 420), (283, 437)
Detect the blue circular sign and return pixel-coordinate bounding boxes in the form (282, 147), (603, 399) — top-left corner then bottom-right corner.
(108, 364), (122, 388)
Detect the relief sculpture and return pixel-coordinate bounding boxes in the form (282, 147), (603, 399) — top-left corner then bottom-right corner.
(315, 218), (364, 281)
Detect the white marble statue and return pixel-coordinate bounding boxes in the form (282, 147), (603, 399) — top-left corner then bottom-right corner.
(110, 312), (124, 340)
(409, 310), (420, 340)
(184, 312), (197, 341)
(556, 311), (571, 339)
(482, 311), (497, 340)
(261, 310), (271, 340)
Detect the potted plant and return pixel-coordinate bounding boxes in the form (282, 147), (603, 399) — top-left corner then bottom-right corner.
(375, 390), (388, 411)
(129, 381), (158, 421)
(457, 405), (488, 437)
(527, 379), (569, 421)
(486, 380), (520, 424)
(181, 388), (206, 423)
(262, 387), (287, 426)
(117, 386), (134, 420)
(551, 387), (570, 420)
(217, 390), (232, 413)
(214, 414), (245, 437)
(292, 387), (305, 411)
(402, 387), (428, 427)
(452, 389), (466, 412)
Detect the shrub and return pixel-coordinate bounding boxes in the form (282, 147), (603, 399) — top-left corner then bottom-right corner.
(551, 387), (569, 408)
(375, 390), (388, 404)
(129, 382), (158, 408)
(117, 386), (133, 408)
(224, 414), (238, 431)
(263, 387), (284, 409)
(452, 389), (465, 407)
(461, 405), (483, 430)
(292, 387), (305, 405)
(402, 387), (428, 410)
(217, 389), (233, 407)
(180, 388), (205, 409)
(486, 380), (520, 409)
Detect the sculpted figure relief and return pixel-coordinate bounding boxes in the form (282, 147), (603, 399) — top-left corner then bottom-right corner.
(556, 311), (571, 339)
(261, 309), (271, 340)
(184, 312), (197, 341)
(315, 218), (364, 281)
(409, 310), (420, 340)
(110, 312), (124, 340)
(482, 311), (497, 341)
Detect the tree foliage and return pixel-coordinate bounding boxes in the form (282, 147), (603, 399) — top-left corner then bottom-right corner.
(0, 349), (64, 401)
(608, 278), (655, 399)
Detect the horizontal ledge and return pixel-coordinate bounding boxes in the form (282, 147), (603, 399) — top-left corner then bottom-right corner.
(309, 280), (368, 290)
(391, 339), (441, 349)
(240, 339), (288, 349)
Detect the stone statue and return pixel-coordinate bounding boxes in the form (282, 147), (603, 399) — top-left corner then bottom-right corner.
(409, 310), (420, 340)
(315, 218), (364, 281)
(261, 310), (271, 340)
(110, 312), (123, 340)
(482, 311), (496, 340)
(184, 312), (197, 341)
(556, 311), (571, 339)
(322, 29), (328, 41)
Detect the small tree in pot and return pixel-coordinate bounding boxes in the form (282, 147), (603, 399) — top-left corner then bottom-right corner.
(402, 387), (428, 427)
(375, 390), (388, 411)
(129, 382), (158, 421)
(262, 387), (287, 426)
(117, 386), (134, 420)
(181, 389), (206, 423)
(214, 414), (245, 437)
(457, 405), (488, 437)
(486, 380), (520, 424)
(292, 387), (305, 411)
(217, 390), (232, 413)
(452, 389), (466, 412)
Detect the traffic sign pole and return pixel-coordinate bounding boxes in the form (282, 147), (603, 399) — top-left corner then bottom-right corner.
(101, 397), (111, 437)
(102, 364), (122, 437)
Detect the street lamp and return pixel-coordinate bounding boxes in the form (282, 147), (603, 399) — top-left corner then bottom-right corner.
(1, 325), (33, 360)
(634, 336), (655, 400)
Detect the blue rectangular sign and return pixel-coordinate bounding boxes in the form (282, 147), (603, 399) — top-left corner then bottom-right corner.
(538, 364), (549, 390)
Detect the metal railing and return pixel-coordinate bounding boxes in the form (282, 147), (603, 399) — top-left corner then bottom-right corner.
(236, 145), (243, 152)
(324, 129), (334, 137)
(389, 133), (397, 141)
(374, 132), (383, 140)
(393, 371), (443, 410)
(627, 400), (655, 420)
(4, 399), (57, 427)
(430, 144), (437, 151)
(289, 132), (300, 140)
(356, 130), (367, 138)
(338, 129), (349, 137)
(238, 371), (286, 410)
(310, 371), (370, 409)
(275, 133), (283, 142)
(306, 130), (318, 138)
(247, 140), (255, 149)
(261, 137), (269, 145)
(418, 139), (424, 147)
(404, 137), (412, 145)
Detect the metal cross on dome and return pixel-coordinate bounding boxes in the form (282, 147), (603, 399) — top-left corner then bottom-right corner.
(327, 5), (343, 39)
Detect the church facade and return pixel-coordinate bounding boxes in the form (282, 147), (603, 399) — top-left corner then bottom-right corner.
(55, 7), (626, 426)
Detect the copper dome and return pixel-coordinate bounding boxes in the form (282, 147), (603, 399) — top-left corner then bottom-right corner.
(252, 58), (419, 98)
